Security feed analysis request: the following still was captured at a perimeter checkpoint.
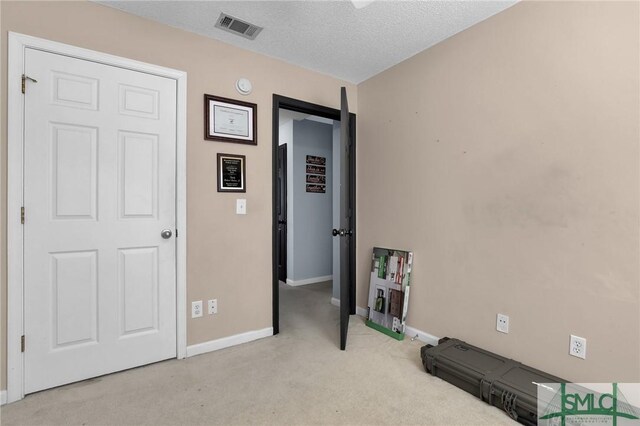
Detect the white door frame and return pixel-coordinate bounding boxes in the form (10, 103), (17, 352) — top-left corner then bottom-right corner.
(7, 32), (188, 403)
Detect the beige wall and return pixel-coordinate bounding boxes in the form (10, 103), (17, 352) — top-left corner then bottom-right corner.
(2, 0), (638, 394)
(357, 1), (639, 382)
(0, 0), (357, 390)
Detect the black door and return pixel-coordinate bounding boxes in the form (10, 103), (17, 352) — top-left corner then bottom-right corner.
(338, 87), (354, 350)
(277, 144), (288, 282)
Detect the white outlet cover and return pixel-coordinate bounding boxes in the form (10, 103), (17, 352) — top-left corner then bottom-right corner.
(569, 335), (587, 359)
(192, 301), (203, 318)
(496, 313), (509, 333)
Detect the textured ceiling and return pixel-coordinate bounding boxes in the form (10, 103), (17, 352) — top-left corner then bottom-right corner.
(96, 0), (517, 83)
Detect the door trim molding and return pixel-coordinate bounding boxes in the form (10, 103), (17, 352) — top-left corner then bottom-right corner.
(271, 94), (356, 335)
(7, 32), (188, 403)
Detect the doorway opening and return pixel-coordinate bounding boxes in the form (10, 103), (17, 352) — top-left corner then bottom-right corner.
(271, 94), (356, 343)
(277, 110), (335, 287)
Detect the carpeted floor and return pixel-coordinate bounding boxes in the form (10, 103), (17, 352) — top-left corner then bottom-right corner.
(0, 281), (515, 425)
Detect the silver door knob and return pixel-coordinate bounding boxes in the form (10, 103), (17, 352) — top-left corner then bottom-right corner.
(161, 229), (173, 239)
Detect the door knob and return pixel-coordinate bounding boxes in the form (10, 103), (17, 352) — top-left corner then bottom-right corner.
(161, 229), (173, 239)
(332, 228), (352, 237)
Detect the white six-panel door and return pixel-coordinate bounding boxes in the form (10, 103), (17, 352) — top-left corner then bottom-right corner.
(23, 48), (177, 393)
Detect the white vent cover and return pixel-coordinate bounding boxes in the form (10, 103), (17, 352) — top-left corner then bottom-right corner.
(215, 13), (263, 40)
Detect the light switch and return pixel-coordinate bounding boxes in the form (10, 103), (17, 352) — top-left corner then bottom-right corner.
(236, 199), (247, 215)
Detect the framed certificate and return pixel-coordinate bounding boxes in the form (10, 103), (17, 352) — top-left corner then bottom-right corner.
(205, 95), (257, 145)
(217, 153), (246, 192)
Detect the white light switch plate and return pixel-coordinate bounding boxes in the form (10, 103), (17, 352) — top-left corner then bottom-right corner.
(236, 199), (246, 215)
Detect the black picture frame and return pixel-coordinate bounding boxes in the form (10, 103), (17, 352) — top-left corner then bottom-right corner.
(217, 153), (246, 192)
(205, 94), (257, 145)
(306, 164), (326, 175)
(306, 155), (326, 165)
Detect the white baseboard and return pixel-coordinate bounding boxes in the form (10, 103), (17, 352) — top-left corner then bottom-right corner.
(186, 327), (273, 358)
(330, 297), (368, 317)
(286, 275), (332, 286)
(1, 390), (7, 406)
(404, 325), (440, 346)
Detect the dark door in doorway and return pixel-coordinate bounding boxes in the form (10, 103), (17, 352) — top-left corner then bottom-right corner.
(338, 87), (354, 351)
(277, 144), (287, 282)
(272, 94), (356, 343)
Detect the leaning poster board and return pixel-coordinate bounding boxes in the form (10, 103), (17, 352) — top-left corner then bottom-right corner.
(366, 247), (413, 340)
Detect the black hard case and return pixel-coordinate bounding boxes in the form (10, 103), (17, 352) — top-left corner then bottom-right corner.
(421, 337), (565, 425)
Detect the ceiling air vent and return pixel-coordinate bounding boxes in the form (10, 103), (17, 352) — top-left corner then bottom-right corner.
(215, 13), (263, 41)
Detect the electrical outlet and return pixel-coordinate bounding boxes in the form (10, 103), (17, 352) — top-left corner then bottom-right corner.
(569, 335), (587, 359)
(208, 299), (218, 315)
(191, 301), (203, 318)
(496, 313), (509, 333)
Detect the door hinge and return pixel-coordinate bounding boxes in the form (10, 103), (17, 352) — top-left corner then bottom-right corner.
(21, 335), (25, 352)
(21, 74), (38, 94)
(21, 207), (25, 224)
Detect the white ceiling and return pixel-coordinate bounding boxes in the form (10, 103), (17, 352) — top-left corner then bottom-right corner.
(96, 0), (517, 84)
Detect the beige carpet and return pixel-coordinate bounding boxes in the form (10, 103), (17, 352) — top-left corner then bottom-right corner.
(1, 282), (515, 425)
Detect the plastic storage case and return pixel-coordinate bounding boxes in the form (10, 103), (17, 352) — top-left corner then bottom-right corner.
(421, 337), (565, 425)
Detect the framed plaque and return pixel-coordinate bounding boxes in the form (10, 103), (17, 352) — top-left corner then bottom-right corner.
(306, 164), (325, 175)
(306, 155), (326, 166)
(306, 184), (325, 193)
(217, 153), (246, 192)
(205, 95), (257, 145)
(306, 174), (326, 184)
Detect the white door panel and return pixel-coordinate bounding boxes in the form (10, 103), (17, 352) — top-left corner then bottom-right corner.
(23, 48), (177, 394)
(118, 131), (158, 218)
(51, 123), (98, 219)
(119, 246), (159, 336)
(51, 250), (98, 347)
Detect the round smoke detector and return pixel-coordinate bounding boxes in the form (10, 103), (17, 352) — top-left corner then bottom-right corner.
(235, 78), (253, 95)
